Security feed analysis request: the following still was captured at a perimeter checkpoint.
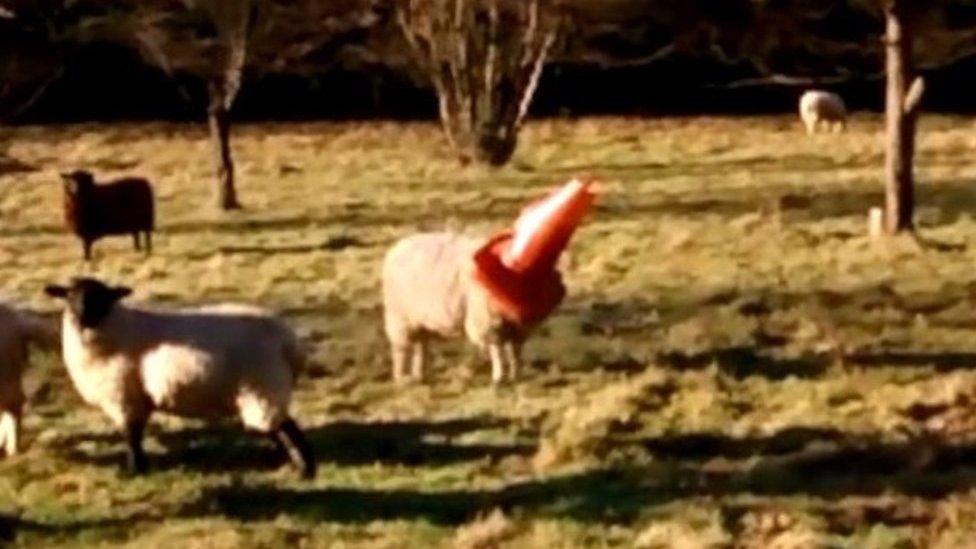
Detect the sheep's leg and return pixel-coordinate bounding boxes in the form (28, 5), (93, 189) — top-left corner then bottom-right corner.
(503, 340), (523, 382)
(7, 410), (19, 456)
(132, 232), (141, 251)
(144, 231), (152, 255)
(391, 342), (411, 384)
(124, 419), (148, 475)
(489, 344), (505, 385)
(83, 239), (93, 261)
(0, 409), (16, 457)
(274, 418), (316, 479)
(410, 340), (427, 381)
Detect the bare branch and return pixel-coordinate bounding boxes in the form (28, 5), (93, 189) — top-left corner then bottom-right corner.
(0, 66), (63, 121)
(903, 76), (924, 115)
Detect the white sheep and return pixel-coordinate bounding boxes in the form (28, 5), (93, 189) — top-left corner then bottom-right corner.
(383, 231), (546, 385)
(799, 90), (847, 134)
(0, 303), (57, 457)
(44, 277), (315, 477)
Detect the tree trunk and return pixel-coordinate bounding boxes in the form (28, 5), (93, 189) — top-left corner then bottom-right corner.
(208, 83), (241, 211)
(883, 1), (916, 234)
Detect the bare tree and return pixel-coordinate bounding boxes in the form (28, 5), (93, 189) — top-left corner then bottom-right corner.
(0, 1), (69, 173)
(202, 0), (252, 210)
(76, 0), (377, 210)
(396, 0), (560, 166)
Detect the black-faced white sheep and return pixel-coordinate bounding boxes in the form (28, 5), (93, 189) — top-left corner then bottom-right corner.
(799, 90), (847, 134)
(382, 232), (548, 385)
(61, 170), (155, 261)
(0, 303), (57, 457)
(44, 278), (316, 478)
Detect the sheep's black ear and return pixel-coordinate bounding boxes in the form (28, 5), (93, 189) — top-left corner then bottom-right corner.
(112, 286), (132, 301)
(44, 285), (68, 299)
(61, 174), (78, 194)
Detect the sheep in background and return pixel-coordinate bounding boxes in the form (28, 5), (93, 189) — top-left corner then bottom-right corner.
(0, 303), (58, 457)
(44, 278), (315, 478)
(383, 231), (545, 385)
(61, 170), (155, 261)
(799, 90), (847, 134)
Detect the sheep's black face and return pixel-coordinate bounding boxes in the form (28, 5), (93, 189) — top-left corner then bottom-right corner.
(60, 170), (94, 196)
(44, 278), (132, 328)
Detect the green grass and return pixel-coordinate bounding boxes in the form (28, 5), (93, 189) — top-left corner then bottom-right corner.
(2, 114), (976, 547)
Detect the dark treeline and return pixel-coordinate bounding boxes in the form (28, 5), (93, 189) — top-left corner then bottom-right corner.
(12, 46), (904, 122)
(6, 0), (976, 123)
(21, 43), (976, 124)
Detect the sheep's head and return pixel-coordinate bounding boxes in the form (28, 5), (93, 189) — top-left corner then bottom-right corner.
(44, 278), (132, 328)
(60, 170), (95, 196)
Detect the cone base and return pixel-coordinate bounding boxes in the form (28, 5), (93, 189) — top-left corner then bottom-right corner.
(473, 233), (565, 326)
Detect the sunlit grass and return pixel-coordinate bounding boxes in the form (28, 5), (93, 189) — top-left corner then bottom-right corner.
(1, 114), (976, 546)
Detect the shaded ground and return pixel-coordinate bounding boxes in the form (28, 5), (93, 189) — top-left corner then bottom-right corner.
(2, 115), (976, 547)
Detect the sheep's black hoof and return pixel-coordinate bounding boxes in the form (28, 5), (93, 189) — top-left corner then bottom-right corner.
(124, 421), (148, 476)
(124, 454), (148, 477)
(125, 444), (148, 474)
(276, 419), (316, 479)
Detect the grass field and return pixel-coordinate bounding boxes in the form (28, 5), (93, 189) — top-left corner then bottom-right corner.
(2, 115), (976, 547)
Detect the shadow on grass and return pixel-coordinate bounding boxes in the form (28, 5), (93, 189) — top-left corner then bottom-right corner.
(644, 429), (976, 500)
(164, 205), (510, 239)
(196, 430), (976, 526)
(590, 176), (976, 225)
(659, 346), (831, 380)
(202, 468), (654, 525)
(846, 351), (976, 371)
(52, 416), (529, 474)
(0, 513), (147, 544)
(660, 345), (976, 379)
(549, 152), (875, 179)
(0, 155), (36, 177)
(217, 234), (367, 255)
(305, 418), (533, 466)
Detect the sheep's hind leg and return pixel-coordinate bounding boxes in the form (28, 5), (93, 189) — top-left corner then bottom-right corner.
(274, 418), (316, 479)
(144, 231), (152, 254)
(0, 413), (6, 456)
(503, 340), (523, 382)
(0, 409), (17, 456)
(124, 419), (148, 475)
(132, 232), (142, 251)
(83, 239), (93, 261)
(391, 341), (411, 384)
(410, 340), (427, 382)
(489, 344), (505, 385)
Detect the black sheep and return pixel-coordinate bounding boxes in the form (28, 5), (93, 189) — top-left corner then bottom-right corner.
(61, 170), (155, 261)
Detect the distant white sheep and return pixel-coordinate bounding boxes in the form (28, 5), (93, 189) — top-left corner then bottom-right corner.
(0, 303), (57, 457)
(799, 90), (847, 134)
(44, 278), (315, 477)
(383, 232), (545, 385)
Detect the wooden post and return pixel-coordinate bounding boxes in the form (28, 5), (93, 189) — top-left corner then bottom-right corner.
(883, 0), (923, 234)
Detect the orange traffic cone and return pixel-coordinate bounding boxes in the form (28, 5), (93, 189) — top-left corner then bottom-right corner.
(504, 176), (598, 275)
(472, 176), (598, 325)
